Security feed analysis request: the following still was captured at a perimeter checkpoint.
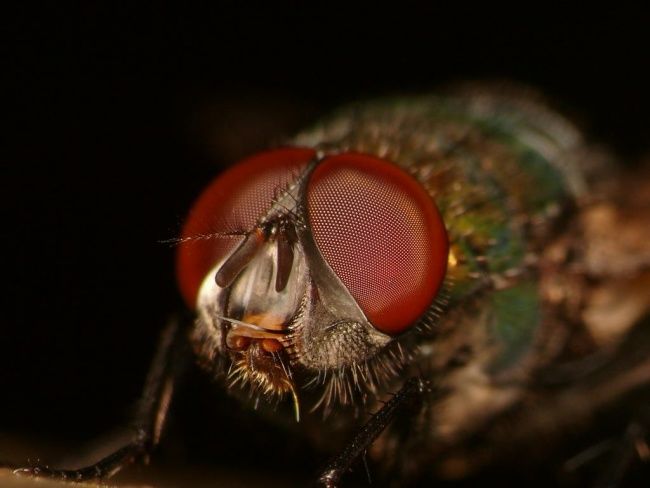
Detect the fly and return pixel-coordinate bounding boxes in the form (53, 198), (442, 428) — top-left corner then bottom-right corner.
(3, 85), (650, 487)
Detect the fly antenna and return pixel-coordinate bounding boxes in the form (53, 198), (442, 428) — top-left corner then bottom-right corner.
(159, 230), (246, 247)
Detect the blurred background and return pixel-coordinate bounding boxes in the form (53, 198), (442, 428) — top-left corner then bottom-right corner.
(4, 3), (650, 487)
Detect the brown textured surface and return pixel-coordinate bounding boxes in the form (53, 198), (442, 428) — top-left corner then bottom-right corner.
(0, 463), (300, 488)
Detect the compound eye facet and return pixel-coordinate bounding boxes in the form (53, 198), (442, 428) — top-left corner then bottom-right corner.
(306, 153), (448, 335)
(176, 147), (315, 307)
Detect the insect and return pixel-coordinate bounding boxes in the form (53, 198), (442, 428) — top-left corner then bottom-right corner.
(3, 85), (650, 487)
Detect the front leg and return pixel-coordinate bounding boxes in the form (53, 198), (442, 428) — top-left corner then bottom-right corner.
(4, 316), (189, 482)
(317, 377), (428, 488)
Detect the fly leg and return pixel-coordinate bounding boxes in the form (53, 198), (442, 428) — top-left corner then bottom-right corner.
(593, 419), (649, 488)
(316, 377), (428, 488)
(6, 316), (189, 482)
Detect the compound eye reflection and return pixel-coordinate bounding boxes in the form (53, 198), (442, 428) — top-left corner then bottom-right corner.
(176, 147), (315, 307)
(306, 153), (448, 335)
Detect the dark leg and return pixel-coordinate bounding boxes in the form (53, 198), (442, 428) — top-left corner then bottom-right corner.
(316, 377), (428, 488)
(593, 421), (648, 488)
(7, 316), (189, 482)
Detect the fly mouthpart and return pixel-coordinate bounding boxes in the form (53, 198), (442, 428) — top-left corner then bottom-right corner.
(216, 314), (289, 335)
(221, 313), (300, 420)
(218, 314), (291, 356)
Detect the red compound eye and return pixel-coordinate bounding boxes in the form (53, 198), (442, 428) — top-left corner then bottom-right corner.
(306, 153), (448, 335)
(176, 148), (315, 307)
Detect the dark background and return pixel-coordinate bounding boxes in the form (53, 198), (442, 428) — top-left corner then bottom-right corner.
(4, 3), (650, 486)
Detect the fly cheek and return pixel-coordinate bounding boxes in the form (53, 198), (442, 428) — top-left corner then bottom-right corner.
(176, 147), (315, 309)
(306, 153), (449, 336)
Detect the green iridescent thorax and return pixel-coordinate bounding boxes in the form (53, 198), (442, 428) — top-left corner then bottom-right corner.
(294, 89), (587, 374)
